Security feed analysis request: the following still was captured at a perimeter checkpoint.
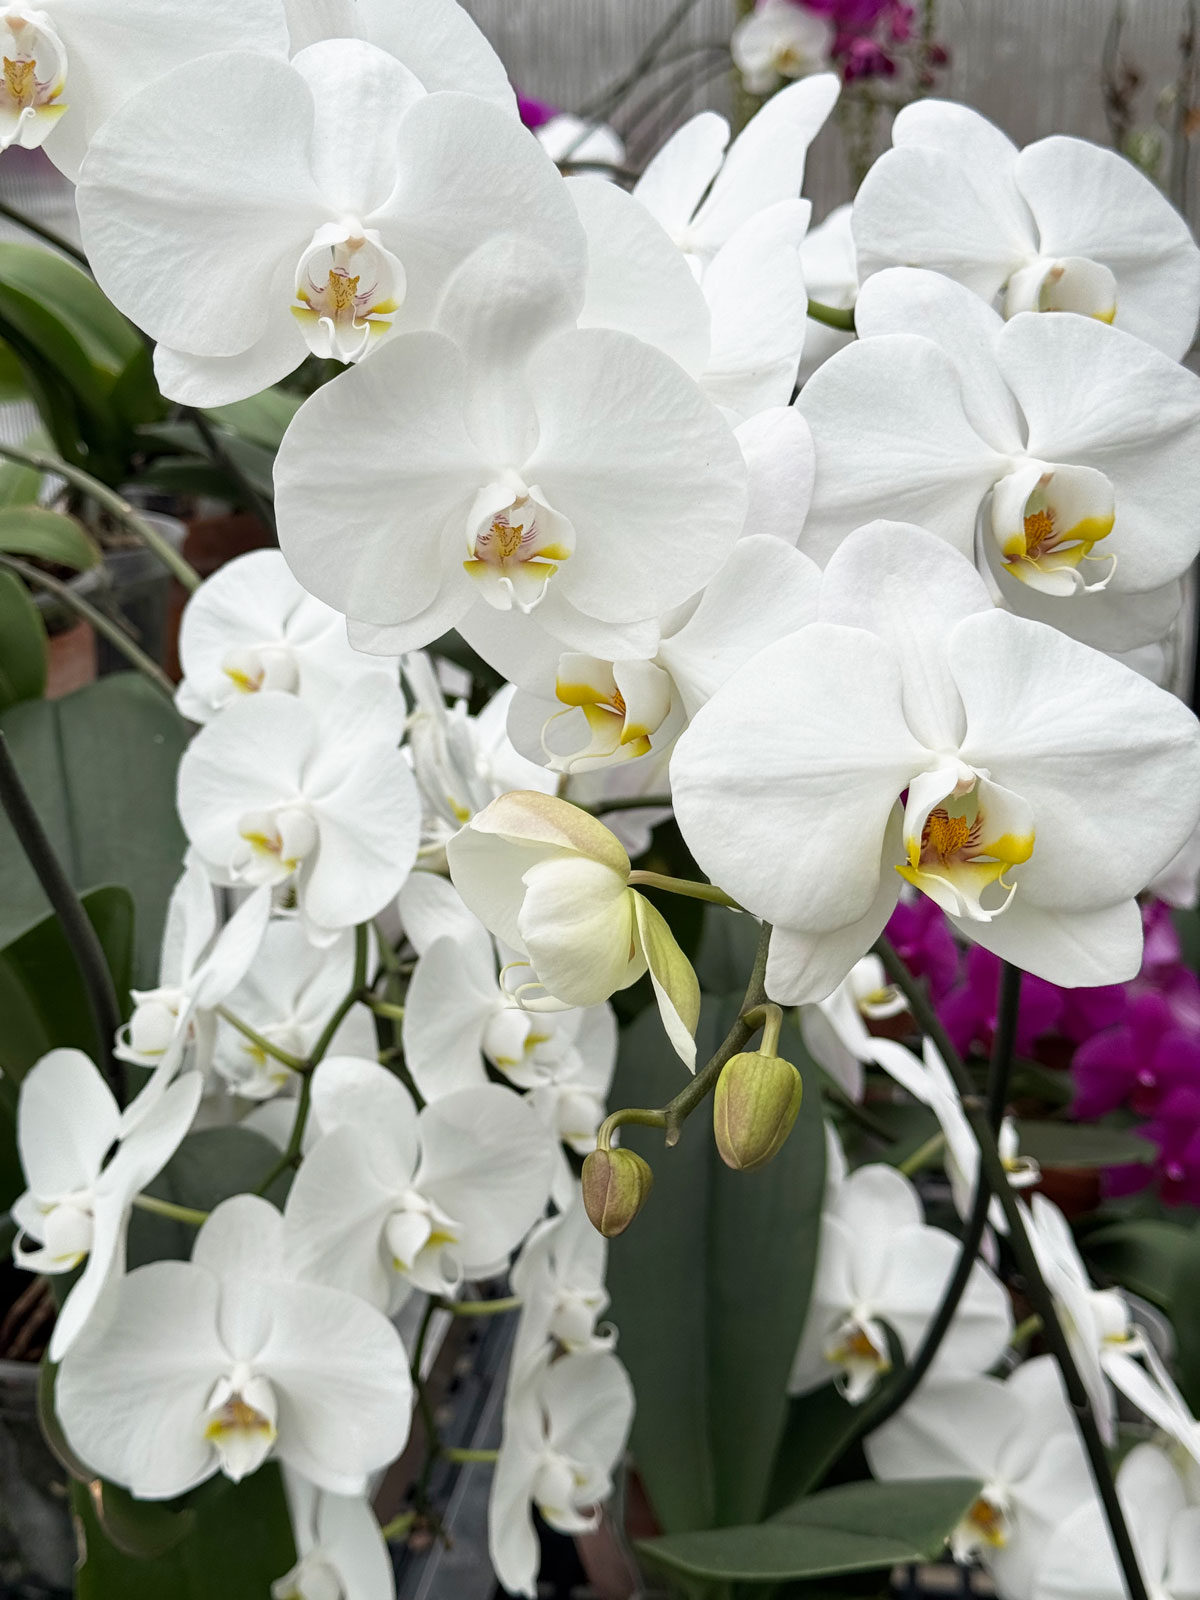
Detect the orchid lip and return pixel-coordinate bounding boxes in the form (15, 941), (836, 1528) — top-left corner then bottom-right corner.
(990, 461), (1116, 597)
(291, 222), (406, 364)
(463, 481), (576, 614)
(0, 10), (67, 152)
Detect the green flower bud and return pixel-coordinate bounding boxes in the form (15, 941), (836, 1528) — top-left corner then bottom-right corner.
(713, 1051), (803, 1172)
(581, 1147), (654, 1237)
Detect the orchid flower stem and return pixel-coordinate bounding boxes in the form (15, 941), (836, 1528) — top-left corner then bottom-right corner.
(379, 1512), (415, 1542)
(0, 554), (176, 701)
(411, 1299), (444, 1512)
(214, 1007), (305, 1073)
(840, 963), (1020, 1461)
(576, 794), (673, 816)
(872, 939), (1151, 1600)
(598, 921), (772, 1153)
(186, 408), (277, 535)
(0, 732), (125, 1104)
(0, 198), (90, 268)
(1010, 1313), (1044, 1350)
(442, 1296), (522, 1317)
(366, 997), (406, 1022)
(807, 298), (857, 333)
(131, 1193), (208, 1228)
(0, 442), (201, 593)
(307, 923), (371, 1067)
(442, 1447), (498, 1464)
(897, 1130), (947, 1177)
(626, 870), (741, 908)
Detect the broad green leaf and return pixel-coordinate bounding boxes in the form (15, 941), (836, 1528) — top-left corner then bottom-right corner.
(606, 1001), (827, 1532)
(0, 245), (142, 377)
(638, 1477), (981, 1583)
(766, 1385), (862, 1512)
(128, 1127), (292, 1266)
(1016, 1120), (1153, 1168)
(0, 504), (99, 570)
(0, 675), (187, 983)
(0, 885), (134, 1090)
(205, 388), (303, 450)
(1082, 1219), (1192, 1310)
(0, 567), (46, 708)
(73, 1462), (296, 1600)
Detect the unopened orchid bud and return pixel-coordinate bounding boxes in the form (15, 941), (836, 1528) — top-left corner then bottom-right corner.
(713, 1051), (803, 1172)
(581, 1147), (653, 1237)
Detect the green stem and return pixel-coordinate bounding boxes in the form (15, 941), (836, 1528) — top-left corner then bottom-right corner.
(214, 1007), (306, 1073)
(627, 870), (740, 908)
(411, 1299), (444, 1510)
(874, 940), (1150, 1600)
(577, 794), (673, 816)
(442, 1447), (498, 1464)
(308, 924), (370, 1067)
(0, 553), (175, 700)
(897, 1130), (947, 1177)
(0, 199), (89, 269)
(365, 997), (406, 1022)
(187, 409), (277, 535)
(0, 443), (201, 593)
(379, 1512), (415, 1541)
(0, 733), (125, 1103)
(598, 921), (772, 1152)
(443, 1296), (521, 1317)
(1010, 1313), (1043, 1350)
(131, 1193), (207, 1227)
(807, 298), (856, 332)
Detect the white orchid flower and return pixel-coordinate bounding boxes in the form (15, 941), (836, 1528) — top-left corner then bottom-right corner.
(1033, 1443), (1200, 1600)
(402, 654), (555, 860)
(0, 0), (514, 182)
(796, 268), (1200, 651)
(1027, 1194), (1200, 1459)
(13, 1051), (201, 1361)
(176, 550), (401, 724)
(671, 521), (1200, 1004)
(489, 1347), (634, 1600)
(275, 239), (748, 661)
(274, 1468), (394, 1600)
(854, 100), (1200, 358)
(57, 1194), (411, 1499)
(401, 896), (616, 1199)
(446, 791), (702, 1067)
(283, 1058), (556, 1310)
(177, 679), (419, 945)
(0, 0), (284, 177)
(865, 1358), (1094, 1598)
(732, 0), (834, 97)
(798, 203), (857, 380)
(790, 1164), (1012, 1404)
(211, 920), (377, 1101)
(76, 40), (580, 406)
(632, 75), (838, 275)
(115, 855), (271, 1095)
(570, 174), (815, 424)
(486, 535), (820, 775)
(511, 1195), (612, 1377)
(798, 953), (906, 1101)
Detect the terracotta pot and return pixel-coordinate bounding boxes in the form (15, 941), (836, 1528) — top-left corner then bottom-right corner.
(45, 619), (97, 699)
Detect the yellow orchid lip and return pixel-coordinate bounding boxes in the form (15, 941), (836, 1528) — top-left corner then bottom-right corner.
(898, 798), (1034, 922)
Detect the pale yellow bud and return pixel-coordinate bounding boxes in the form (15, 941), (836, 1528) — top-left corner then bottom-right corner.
(581, 1147), (654, 1237)
(713, 1051), (803, 1172)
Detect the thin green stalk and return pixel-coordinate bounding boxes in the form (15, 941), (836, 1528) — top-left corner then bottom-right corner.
(598, 922), (772, 1151)
(411, 1299), (444, 1511)
(308, 924), (370, 1066)
(0, 553), (175, 700)
(0, 442), (201, 593)
(442, 1447), (497, 1464)
(627, 869), (740, 908)
(808, 298), (856, 332)
(897, 1130), (947, 1177)
(0, 199), (89, 269)
(215, 1006), (305, 1073)
(875, 939), (1150, 1600)
(840, 965), (1022, 1455)
(365, 997), (406, 1022)
(132, 1193), (207, 1227)
(443, 1296), (521, 1317)
(0, 732), (125, 1102)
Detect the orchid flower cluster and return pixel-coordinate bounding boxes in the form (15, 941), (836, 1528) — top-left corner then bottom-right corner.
(7, 2), (1200, 1598)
